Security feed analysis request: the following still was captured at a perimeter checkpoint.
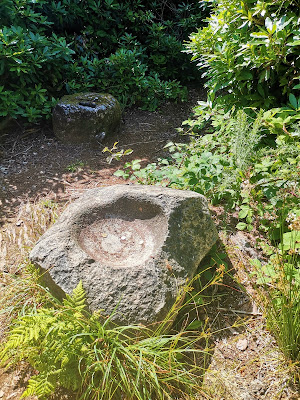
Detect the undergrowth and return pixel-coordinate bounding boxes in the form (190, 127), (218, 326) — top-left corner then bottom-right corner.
(115, 101), (300, 376)
(1, 264), (226, 399)
(251, 214), (300, 372)
(0, 0), (211, 123)
(116, 108), (300, 240)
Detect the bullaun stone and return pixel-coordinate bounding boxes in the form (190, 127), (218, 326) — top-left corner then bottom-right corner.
(52, 92), (121, 144)
(30, 185), (218, 325)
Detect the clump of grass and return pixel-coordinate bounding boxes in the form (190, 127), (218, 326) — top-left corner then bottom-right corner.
(264, 254), (300, 363)
(0, 199), (61, 335)
(18, 199), (60, 245)
(251, 219), (300, 377)
(0, 262), (51, 340)
(0, 199), (60, 269)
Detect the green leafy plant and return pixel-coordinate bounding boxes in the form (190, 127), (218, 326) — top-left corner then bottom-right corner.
(186, 0), (300, 111)
(102, 141), (133, 164)
(116, 104), (299, 242)
(251, 218), (300, 367)
(1, 280), (209, 400)
(115, 109), (262, 205)
(66, 160), (85, 172)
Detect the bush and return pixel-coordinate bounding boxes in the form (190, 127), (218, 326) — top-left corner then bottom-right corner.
(0, 0), (211, 123)
(0, 1), (74, 121)
(186, 0), (300, 110)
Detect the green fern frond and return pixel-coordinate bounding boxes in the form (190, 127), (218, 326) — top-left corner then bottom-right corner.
(60, 355), (70, 368)
(21, 374), (55, 399)
(59, 369), (82, 391)
(63, 281), (86, 311)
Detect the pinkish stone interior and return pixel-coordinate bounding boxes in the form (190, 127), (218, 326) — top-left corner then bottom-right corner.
(77, 200), (167, 267)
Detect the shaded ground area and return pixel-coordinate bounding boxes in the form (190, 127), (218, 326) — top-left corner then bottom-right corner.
(0, 96), (197, 224)
(0, 90), (299, 399)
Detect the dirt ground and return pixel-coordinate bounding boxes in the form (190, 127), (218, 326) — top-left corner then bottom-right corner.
(0, 90), (299, 399)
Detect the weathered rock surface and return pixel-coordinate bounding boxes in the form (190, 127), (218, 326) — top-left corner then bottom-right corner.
(52, 92), (121, 144)
(30, 185), (218, 325)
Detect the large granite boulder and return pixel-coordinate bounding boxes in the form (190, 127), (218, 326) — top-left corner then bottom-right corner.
(30, 185), (218, 325)
(52, 92), (121, 144)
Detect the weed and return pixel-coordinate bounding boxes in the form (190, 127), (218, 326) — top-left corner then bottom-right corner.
(66, 161), (85, 172)
(102, 142), (133, 164)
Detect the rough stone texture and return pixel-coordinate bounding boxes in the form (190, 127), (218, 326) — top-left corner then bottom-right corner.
(30, 185), (218, 325)
(52, 92), (121, 144)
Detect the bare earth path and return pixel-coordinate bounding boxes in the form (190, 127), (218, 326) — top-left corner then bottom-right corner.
(0, 92), (299, 399)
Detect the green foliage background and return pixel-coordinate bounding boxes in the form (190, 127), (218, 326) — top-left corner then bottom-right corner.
(0, 0), (210, 122)
(186, 0), (300, 109)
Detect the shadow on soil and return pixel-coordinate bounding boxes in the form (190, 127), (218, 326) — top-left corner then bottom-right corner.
(0, 95), (202, 225)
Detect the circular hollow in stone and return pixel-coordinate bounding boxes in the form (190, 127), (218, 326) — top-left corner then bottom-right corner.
(77, 199), (167, 267)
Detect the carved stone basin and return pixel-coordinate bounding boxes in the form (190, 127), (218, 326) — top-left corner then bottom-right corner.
(30, 185), (218, 325)
(52, 92), (121, 144)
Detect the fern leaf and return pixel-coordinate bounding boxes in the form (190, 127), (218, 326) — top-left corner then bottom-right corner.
(63, 281), (86, 311)
(60, 355), (70, 368)
(21, 374), (55, 399)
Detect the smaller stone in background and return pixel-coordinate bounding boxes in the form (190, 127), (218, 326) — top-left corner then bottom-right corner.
(52, 93), (121, 144)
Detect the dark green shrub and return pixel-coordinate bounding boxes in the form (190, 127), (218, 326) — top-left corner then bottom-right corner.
(0, 0), (74, 121)
(0, 0), (210, 123)
(186, 0), (300, 110)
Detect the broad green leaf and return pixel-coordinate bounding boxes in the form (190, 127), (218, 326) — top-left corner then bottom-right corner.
(265, 17), (275, 33)
(287, 40), (300, 46)
(281, 231), (300, 251)
(187, 320), (203, 330)
(236, 222), (247, 230)
(289, 93), (298, 109)
(250, 32), (268, 38)
(239, 206), (250, 219)
(237, 71), (253, 80)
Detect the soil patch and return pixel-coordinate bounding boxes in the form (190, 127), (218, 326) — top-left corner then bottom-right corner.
(0, 93), (198, 225)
